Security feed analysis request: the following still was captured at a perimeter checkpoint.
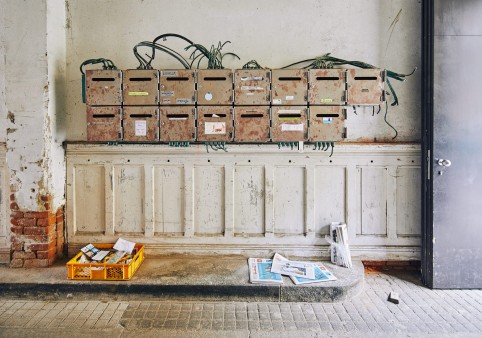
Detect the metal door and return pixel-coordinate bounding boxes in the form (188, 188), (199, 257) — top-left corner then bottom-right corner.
(422, 0), (482, 288)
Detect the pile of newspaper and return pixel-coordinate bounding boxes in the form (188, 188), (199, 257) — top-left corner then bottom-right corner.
(79, 238), (137, 264)
(325, 222), (352, 268)
(248, 253), (336, 285)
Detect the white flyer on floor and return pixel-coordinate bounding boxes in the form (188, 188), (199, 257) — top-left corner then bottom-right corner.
(270, 253), (316, 279)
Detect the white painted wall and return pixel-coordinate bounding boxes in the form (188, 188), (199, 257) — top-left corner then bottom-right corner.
(2, 0), (66, 210)
(46, 0), (67, 209)
(65, 0), (421, 142)
(0, 0), (7, 144)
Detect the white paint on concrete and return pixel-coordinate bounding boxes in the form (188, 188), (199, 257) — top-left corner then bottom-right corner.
(0, 0), (6, 144)
(45, 0), (67, 209)
(64, 0), (421, 142)
(3, 0), (66, 210)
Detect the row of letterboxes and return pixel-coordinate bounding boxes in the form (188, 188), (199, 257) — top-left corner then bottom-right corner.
(85, 68), (385, 106)
(87, 105), (347, 143)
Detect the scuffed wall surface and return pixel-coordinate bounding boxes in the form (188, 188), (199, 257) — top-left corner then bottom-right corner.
(3, 0), (66, 211)
(0, 0), (6, 143)
(65, 0), (421, 142)
(4, 0), (48, 210)
(46, 0), (67, 209)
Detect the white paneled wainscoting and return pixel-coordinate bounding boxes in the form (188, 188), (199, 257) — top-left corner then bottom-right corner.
(66, 143), (421, 259)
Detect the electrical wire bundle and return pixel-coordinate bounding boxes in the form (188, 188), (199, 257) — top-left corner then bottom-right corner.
(282, 53), (416, 139)
(185, 40), (240, 69)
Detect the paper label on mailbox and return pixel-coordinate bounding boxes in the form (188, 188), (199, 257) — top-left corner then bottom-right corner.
(281, 124), (304, 132)
(285, 96), (295, 101)
(135, 120), (147, 136)
(161, 91), (174, 97)
(161, 71), (178, 77)
(273, 99), (282, 104)
(176, 98), (192, 104)
(205, 122), (226, 135)
(162, 99), (172, 104)
(322, 117), (333, 124)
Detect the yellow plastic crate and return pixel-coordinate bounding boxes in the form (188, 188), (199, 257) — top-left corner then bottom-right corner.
(67, 243), (144, 280)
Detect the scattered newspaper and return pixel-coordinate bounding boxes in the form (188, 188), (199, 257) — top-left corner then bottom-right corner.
(248, 258), (283, 284)
(271, 253), (316, 280)
(326, 222), (352, 268)
(290, 264), (337, 285)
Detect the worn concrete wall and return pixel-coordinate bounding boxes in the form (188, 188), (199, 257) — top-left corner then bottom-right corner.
(65, 0), (421, 142)
(46, 0), (67, 209)
(3, 0), (66, 211)
(0, 0), (6, 144)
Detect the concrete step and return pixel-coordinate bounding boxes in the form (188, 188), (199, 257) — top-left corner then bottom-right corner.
(0, 255), (364, 302)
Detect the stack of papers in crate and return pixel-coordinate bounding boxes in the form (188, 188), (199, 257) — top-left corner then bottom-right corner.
(79, 238), (137, 264)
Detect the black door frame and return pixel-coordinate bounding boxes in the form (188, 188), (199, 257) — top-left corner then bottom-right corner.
(421, 0), (434, 288)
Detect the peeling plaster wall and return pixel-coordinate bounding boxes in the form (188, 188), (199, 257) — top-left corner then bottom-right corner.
(65, 0), (421, 142)
(3, 0), (66, 211)
(0, 0), (6, 144)
(46, 0), (67, 209)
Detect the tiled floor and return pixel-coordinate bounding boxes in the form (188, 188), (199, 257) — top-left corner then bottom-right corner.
(0, 270), (481, 337)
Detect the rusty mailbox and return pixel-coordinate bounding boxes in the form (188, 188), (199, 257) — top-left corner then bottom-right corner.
(123, 106), (159, 142)
(197, 69), (233, 105)
(159, 70), (196, 105)
(234, 69), (270, 105)
(234, 107), (270, 142)
(271, 106), (308, 142)
(271, 69), (308, 105)
(122, 69), (159, 105)
(346, 68), (385, 105)
(159, 106), (196, 142)
(308, 69), (346, 105)
(85, 69), (122, 106)
(86, 106), (122, 141)
(308, 106), (347, 142)
(197, 106), (233, 142)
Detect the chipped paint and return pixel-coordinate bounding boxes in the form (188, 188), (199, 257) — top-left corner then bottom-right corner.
(2, 0), (66, 211)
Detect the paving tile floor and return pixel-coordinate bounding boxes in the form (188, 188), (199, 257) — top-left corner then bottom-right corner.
(0, 269), (481, 337)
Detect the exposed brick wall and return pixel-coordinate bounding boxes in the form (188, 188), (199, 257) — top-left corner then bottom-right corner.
(9, 194), (65, 268)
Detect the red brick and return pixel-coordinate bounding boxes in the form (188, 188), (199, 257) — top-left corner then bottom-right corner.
(23, 259), (49, 268)
(10, 226), (23, 234)
(37, 216), (56, 227)
(56, 214), (64, 223)
(43, 203), (50, 211)
(12, 251), (36, 259)
(24, 211), (49, 219)
(10, 202), (19, 210)
(10, 259), (24, 268)
(26, 243), (49, 251)
(10, 193), (16, 201)
(11, 211), (24, 218)
(48, 256), (57, 265)
(40, 195), (51, 202)
(12, 243), (23, 251)
(23, 227), (49, 235)
(37, 247), (56, 259)
(17, 218), (36, 227)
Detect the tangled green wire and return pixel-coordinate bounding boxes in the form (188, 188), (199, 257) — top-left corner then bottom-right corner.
(79, 58), (117, 75)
